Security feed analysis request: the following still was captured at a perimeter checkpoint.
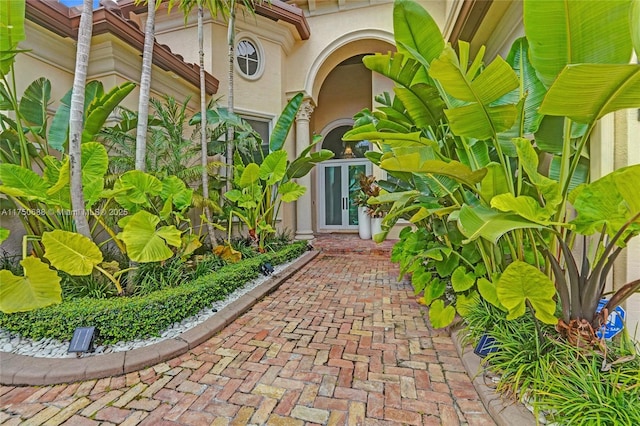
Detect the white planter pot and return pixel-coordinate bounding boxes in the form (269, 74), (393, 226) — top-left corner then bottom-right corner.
(358, 207), (371, 239)
(371, 217), (383, 240)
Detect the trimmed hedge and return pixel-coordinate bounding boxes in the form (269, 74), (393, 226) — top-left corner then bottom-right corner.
(0, 241), (308, 344)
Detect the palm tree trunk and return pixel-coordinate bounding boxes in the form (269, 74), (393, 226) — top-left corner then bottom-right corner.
(69, 0), (93, 238)
(135, 0), (156, 171)
(198, 4), (217, 248)
(225, 1), (236, 193)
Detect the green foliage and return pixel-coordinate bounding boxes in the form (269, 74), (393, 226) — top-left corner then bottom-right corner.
(0, 241), (308, 344)
(224, 96), (333, 250)
(0, 1), (25, 75)
(530, 343), (640, 425)
(362, 0), (640, 339)
(391, 226), (482, 329)
(117, 211), (182, 263)
(132, 256), (189, 296)
(42, 230), (103, 276)
(0, 256), (62, 313)
(496, 261), (557, 324)
(61, 272), (118, 300)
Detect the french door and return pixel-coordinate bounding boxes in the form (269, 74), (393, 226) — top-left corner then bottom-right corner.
(318, 159), (371, 231)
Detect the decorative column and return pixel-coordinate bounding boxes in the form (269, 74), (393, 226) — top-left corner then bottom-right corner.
(294, 99), (315, 240)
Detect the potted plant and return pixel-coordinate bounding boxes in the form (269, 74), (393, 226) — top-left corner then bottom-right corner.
(354, 173), (389, 239)
(352, 187), (372, 239)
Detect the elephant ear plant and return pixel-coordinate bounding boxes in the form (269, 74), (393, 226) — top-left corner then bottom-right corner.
(539, 166), (640, 347)
(223, 93), (334, 253)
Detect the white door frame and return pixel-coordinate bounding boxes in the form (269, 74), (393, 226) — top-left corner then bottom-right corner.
(317, 159), (371, 232)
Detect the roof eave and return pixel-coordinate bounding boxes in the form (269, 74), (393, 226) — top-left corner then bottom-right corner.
(24, 0), (219, 95)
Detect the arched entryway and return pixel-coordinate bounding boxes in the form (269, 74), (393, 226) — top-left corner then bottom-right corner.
(311, 51), (391, 233)
(317, 121), (372, 231)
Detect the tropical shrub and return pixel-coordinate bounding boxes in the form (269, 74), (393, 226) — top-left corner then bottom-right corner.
(0, 241), (308, 344)
(346, 0), (640, 338)
(224, 92), (334, 251)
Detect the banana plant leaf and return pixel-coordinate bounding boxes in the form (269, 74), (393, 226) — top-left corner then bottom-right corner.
(480, 163), (510, 203)
(539, 64), (640, 125)
(393, 0), (444, 85)
(524, 0), (634, 88)
(432, 47), (519, 104)
(548, 155), (589, 193)
(430, 46), (519, 140)
(394, 84), (445, 129)
(19, 78), (51, 138)
(82, 82), (135, 143)
(42, 230), (103, 276)
(0, 257), (61, 314)
(270, 92), (303, 152)
(363, 52), (420, 88)
(534, 115), (588, 155)
(48, 81), (134, 152)
(287, 149), (334, 179)
(457, 204), (546, 244)
(381, 154), (487, 189)
(0, 0), (25, 75)
(495, 38), (546, 149)
(343, 124), (433, 147)
(633, 0), (640, 57)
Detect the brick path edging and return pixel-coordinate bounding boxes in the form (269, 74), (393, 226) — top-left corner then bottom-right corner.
(452, 330), (536, 425)
(0, 250), (320, 387)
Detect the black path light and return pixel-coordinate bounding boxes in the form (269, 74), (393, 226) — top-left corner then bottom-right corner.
(68, 326), (96, 356)
(473, 333), (499, 358)
(260, 262), (274, 276)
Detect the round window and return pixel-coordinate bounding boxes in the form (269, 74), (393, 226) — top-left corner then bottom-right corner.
(235, 37), (263, 80)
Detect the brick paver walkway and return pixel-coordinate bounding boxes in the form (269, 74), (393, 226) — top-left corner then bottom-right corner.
(1, 239), (494, 425)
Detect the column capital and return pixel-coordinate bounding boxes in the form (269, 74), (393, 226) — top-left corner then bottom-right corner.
(296, 99), (315, 122)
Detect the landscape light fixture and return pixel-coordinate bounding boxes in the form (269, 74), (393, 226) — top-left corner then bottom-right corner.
(473, 333), (499, 358)
(260, 262), (274, 276)
(68, 326), (96, 356)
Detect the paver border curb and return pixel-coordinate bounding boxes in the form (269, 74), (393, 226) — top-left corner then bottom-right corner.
(0, 250), (320, 386)
(451, 330), (536, 426)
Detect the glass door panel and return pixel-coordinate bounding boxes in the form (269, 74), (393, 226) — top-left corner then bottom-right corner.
(348, 163), (367, 226)
(323, 165), (343, 226)
(318, 160), (372, 231)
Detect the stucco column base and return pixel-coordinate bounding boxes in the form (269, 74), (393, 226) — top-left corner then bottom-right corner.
(294, 230), (315, 240)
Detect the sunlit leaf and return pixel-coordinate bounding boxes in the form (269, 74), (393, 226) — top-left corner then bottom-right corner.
(451, 266), (476, 292)
(429, 299), (456, 329)
(0, 257), (61, 314)
(278, 181), (306, 202)
(524, 0), (633, 87)
(42, 230), (103, 276)
(496, 261), (557, 324)
(118, 211), (182, 263)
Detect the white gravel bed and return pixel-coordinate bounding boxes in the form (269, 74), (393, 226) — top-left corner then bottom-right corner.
(0, 259), (295, 359)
